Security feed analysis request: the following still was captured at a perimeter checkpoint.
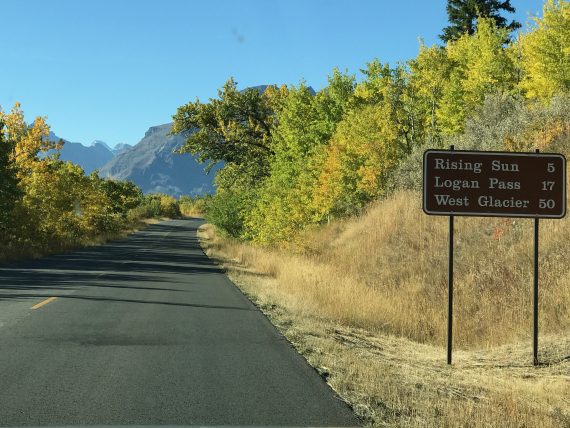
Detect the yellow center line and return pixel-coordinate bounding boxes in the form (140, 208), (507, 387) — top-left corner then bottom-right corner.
(31, 297), (57, 310)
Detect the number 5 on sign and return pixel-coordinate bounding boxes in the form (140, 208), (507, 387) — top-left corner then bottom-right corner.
(548, 163), (555, 172)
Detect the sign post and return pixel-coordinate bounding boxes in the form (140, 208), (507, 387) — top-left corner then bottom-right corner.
(447, 146), (454, 365)
(534, 214), (539, 365)
(448, 208), (454, 365)
(423, 149), (566, 365)
(533, 149), (540, 366)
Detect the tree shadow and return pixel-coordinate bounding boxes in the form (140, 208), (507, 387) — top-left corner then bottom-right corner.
(0, 219), (238, 307)
(0, 292), (255, 312)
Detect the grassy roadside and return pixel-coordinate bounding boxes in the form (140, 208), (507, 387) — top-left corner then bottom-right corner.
(197, 193), (570, 427)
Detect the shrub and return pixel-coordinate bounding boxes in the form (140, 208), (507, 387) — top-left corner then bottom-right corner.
(159, 194), (181, 218)
(388, 93), (570, 192)
(206, 190), (250, 238)
(179, 195), (211, 217)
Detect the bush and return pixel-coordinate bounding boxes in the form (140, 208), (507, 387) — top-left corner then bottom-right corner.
(206, 190), (250, 238)
(179, 195), (211, 217)
(159, 195), (181, 218)
(459, 93), (570, 152)
(126, 195), (158, 221)
(387, 93), (570, 193)
(98, 179), (143, 216)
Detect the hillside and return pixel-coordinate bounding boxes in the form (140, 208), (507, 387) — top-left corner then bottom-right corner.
(98, 123), (218, 196)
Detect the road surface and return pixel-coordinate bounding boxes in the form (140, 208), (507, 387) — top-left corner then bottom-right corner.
(0, 219), (359, 426)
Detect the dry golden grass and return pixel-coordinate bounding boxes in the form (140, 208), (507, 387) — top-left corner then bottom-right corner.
(198, 190), (570, 427)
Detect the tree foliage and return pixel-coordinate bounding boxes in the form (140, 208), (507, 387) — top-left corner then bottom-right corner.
(175, 1), (569, 244)
(438, 18), (517, 134)
(97, 178), (143, 215)
(244, 71), (355, 244)
(172, 78), (282, 179)
(408, 44), (452, 143)
(312, 104), (404, 220)
(0, 103), (182, 260)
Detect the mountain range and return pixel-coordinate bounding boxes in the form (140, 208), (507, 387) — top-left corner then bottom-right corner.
(48, 124), (217, 197)
(47, 133), (118, 175)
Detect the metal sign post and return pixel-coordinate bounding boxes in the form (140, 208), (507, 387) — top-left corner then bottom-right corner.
(534, 216), (539, 365)
(533, 149), (540, 366)
(448, 213), (454, 365)
(448, 145), (454, 366)
(422, 148), (566, 365)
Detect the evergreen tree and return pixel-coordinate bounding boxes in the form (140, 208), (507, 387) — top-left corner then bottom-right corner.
(440, 0), (521, 42)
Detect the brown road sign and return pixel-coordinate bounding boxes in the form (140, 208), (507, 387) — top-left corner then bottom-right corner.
(423, 150), (566, 218)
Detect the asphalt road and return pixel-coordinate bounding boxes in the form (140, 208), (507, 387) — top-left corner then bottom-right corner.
(0, 219), (359, 427)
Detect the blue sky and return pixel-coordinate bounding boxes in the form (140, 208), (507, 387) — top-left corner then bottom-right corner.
(0, 0), (545, 147)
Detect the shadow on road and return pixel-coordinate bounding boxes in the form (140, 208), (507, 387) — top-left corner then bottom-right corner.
(0, 292), (255, 311)
(0, 220), (236, 309)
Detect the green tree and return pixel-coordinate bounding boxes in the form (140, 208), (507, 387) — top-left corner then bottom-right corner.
(206, 188), (252, 238)
(171, 78), (279, 180)
(440, 0), (521, 42)
(354, 60), (420, 153)
(201, 159), (266, 238)
(408, 43), (453, 143)
(243, 83), (322, 243)
(96, 177), (143, 216)
(171, 79), (287, 237)
(245, 71), (355, 244)
(312, 103), (405, 220)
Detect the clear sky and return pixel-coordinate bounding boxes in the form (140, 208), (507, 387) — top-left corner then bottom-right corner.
(0, 0), (545, 147)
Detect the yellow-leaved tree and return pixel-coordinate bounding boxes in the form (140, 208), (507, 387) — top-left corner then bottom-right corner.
(437, 17), (517, 135)
(408, 43), (452, 143)
(312, 103), (403, 220)
(0, 103), (61, 176)
(0, 103), (129, 252)
(518, 0), (570, 100)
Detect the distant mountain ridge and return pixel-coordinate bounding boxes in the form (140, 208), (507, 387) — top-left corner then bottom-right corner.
(242, 84), (316, 96)
(48, 125), (216, 196)
(113, 143), (133, 156)
(97, 123), (218, 196)
(47, 132), (115, 175)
